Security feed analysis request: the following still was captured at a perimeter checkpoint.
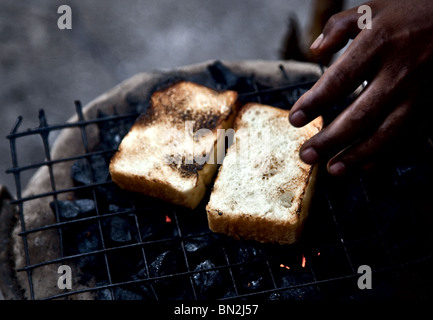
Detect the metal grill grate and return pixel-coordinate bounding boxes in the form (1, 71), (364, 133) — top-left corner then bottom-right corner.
(6, 64), (433, 300)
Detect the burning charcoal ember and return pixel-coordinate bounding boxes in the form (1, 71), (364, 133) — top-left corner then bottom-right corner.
(245, 275), (263, 291)
(192, 260), (224, 299)
(137, 212), (167, 240)
(310, 246), (353, 281)
(71, 154), (109, 186)
(49, 199), (95, 221)
(275, 259), (315, 288)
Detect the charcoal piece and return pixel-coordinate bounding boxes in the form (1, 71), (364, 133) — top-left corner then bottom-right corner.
(149, 251), (177, 277)
(207, 60), (239, 89)
(108, 204), (124, 213)
(113, 286), (148, 300)
(283, 86), (310, 107)
(77, 225), (101, 254)
(149, 249), (191, 299)
(137, 212), (167, 240)
(95, 282), (152, 300)
(108, 216), (132, 243)
(230, 75), (257, 94)
(250, 278), (263, 290)
(241, 271), (264, 292)
(238, 243), (261, 263)
(71, 154), (109, 185)
(50, 199), (95, 220)
(183, 235), (226, 269)
(96, 285), (115, 300)
(227, 240), (265, 264)
(95, 183), (130, 206)
(184, 235), (216, 254)
(132, 261), (149, 280)
(125, 93), (150, 114)
(72, 223), (103, 273)
(233, 263), (273, 294)
(268, 284), (321, 300)
(96, 109), (136, 151)
(184, 240), (207, 254)
(192, 260), (223, 299)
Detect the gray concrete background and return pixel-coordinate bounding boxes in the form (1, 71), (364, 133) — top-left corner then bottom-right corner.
(0, 0), (364, 197)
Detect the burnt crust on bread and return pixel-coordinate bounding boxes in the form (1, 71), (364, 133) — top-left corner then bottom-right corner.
(109, 81), (238, 209)
(136, 81), (234, 131)
(168, 157), (205, 179)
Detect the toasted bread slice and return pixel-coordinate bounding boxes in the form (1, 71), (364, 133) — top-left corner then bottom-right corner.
(109, 81), (238, 209)
(206, 103), (322, 244)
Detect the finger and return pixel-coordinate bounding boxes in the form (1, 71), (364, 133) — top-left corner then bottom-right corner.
(289, 30), (380, 128)
(326, 97), (414, 176)
(310, 6), (362, 57)
(298, 71), (396, 165)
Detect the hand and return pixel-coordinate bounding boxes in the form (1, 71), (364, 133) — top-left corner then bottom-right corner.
(289, 0), (433, 176)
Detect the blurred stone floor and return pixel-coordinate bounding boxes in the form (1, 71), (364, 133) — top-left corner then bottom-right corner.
(0, 0), (364, 197)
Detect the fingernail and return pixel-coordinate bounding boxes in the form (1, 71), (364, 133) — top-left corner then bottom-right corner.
(289, 110), (307, 127)
(310, 33), (324, 50)
(329, 162), (346, 176)
(300, 147), (319, 164)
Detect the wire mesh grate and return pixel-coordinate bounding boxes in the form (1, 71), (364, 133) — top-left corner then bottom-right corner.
(6, 63), (433, 300)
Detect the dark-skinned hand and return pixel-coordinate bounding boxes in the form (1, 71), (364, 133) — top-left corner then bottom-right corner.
(289, 0), (433, 176)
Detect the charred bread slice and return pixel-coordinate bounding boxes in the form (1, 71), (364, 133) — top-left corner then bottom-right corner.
(109, 81), (238, 209)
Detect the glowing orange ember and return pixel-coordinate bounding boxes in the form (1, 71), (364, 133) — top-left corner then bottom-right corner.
(279, 263), (290, 270)
(165, 215), (172, 223)
(301, 255), (306, 268)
